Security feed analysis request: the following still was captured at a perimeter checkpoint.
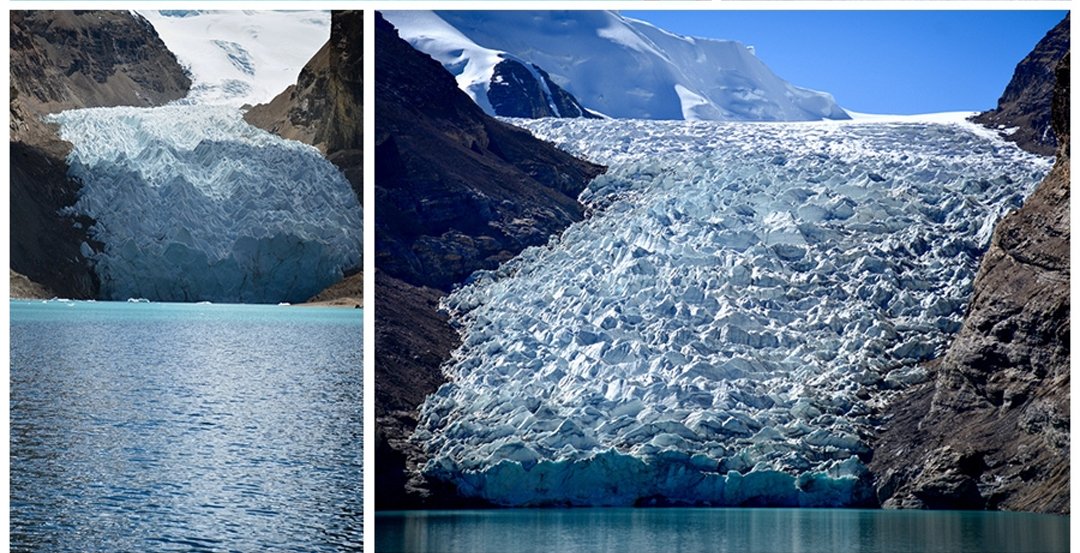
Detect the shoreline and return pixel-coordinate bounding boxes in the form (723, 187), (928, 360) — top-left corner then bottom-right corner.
(297, 297), (363, 309)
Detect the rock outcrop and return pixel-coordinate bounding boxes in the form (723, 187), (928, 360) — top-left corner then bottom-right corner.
(10, 10), (191, 298)
(10, 269), (55, 300)
(243, 10), (363, 199)
(373, 11), (605, 509)
(970, 14), (1069, 156)
(871, 52), (1069, 515)
(487, 57), (600, 119)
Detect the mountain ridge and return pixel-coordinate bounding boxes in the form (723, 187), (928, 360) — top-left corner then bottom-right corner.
(970, 14), (1069, 156)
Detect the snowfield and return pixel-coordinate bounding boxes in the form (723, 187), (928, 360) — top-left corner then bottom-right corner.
(50, 105), (362, 303)
(413, 115), (1050, 507)
(383, 10), (849, 122)
(138, 10), (330, 107)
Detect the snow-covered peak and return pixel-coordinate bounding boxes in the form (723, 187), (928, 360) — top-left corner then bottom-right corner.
(138, 10), (330, 107)
(382, 10), (849, 122)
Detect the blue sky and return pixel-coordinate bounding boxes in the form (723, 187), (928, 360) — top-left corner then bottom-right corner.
(623, 10), (1068, 115)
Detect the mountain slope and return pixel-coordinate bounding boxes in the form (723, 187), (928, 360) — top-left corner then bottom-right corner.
(374, 12), (605, 292)
(374, 11), (605, 509)
(970, 14), (1069, 156)
(382, 10), (848, 122)
(872, 52), (1070, 515)
(10, 10), (191, 298)
(10, 11), (191, 119)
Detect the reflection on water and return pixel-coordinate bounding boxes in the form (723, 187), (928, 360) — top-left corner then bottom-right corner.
(376, 507), (1069, 553)
(11, 301), (363, 553)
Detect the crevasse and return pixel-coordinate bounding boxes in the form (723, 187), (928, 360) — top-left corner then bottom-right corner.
(51, 105), (363, 303)
(414, 117), (1050, 507)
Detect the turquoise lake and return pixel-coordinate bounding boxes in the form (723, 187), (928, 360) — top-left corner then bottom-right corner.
(375, 507), (1069, 553)
(10, 300), (364, 552)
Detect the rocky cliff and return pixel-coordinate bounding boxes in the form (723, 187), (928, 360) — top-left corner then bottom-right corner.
(487, 58), (600, 119)
(970, 15), (1069, 156)
(871, 52), (1070, 514)
(243, 10), (363, 200)
(373, 11), (605, 509)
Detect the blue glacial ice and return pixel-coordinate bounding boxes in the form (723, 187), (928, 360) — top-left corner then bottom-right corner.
(413, 117), (1051, 507)
(50, 105), (363, 303)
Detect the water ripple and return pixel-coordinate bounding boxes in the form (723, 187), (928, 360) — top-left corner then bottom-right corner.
(11, 301), (363, 552)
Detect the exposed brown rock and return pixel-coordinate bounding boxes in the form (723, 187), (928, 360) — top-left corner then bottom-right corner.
(302, 270), (363, 308)
(10, 10), (191, 299)
(970, 14), (1069, 156)
(10, 11), (192, 121)
(872, 52), (1070, 515)
(10, 269), (55, 299)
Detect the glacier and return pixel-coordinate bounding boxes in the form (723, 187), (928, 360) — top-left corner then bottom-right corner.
(50, 105), (363, 303)
(382, 10), (849, 122)
(412, 115), (1050, 507)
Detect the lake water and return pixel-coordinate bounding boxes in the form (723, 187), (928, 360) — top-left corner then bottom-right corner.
(375, 507), (1069, 553)
(10, 300), (364, 553)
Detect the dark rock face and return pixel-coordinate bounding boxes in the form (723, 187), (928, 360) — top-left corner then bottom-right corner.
(243, 10), (363, 200)
(970, 14), (1069, 156)
(10, 10), (191, 298)
(374, 11), (604, 509)
(488, 57), (599, 119)
(871, 52), (1069, 515)
(373, 271), (466, 510)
